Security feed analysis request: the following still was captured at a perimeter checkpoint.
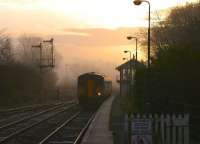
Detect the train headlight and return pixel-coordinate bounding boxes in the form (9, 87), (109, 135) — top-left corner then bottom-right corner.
(97, 92), (101, 96)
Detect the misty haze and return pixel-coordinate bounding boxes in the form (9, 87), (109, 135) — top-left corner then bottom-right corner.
(0, 0), (199, 144)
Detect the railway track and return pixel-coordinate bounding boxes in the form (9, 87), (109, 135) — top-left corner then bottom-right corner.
(0, 103), (76, 143)
(0, 107), (95, 144)
(0, 101), (74, 118)
(0, 103), (61, 116)
(0, 102), (74, 127)
(38, 110), (95, 144)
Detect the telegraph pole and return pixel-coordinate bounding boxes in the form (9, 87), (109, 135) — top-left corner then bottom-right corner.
(32, 38), (55, 101)
(32, 43), (44, 100)
(32, 43), (42, 73)
(32, 38), (55, 71)
(43, 38), (55, 68)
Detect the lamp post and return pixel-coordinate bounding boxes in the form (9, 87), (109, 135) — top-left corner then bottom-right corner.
(133, 0), (151, 68)
(124, 50), (132, 83)
(124, 50), (132, 81)
(124, 50), (132, 60)
(133, 0), (152, 114)
(127, 36), (138, 69)
(124, 50), (132, 144)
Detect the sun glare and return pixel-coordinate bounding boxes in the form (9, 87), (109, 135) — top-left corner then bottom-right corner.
(39, 0), (148, 29)
(37, 0), (195, 29)
(0, 0), (196, 29)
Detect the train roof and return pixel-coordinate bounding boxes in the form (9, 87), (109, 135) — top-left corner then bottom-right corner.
(78, 72), (112, 82)
(79, 72), (102, 77)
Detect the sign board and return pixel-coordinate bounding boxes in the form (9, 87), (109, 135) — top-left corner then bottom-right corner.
(132, 118), (152, 144)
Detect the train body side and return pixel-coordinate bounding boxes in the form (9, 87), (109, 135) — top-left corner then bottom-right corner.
(77, 72), (112, 108)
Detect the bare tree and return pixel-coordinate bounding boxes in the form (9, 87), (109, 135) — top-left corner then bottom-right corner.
(0, 30), (13, 65)
(18, 34), (42, 65)
(151, 1), (200, 51)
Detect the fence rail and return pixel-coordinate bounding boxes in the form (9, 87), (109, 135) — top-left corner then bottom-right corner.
(126, 113), (189, 144)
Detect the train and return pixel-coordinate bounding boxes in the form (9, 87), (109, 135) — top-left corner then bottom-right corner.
(77, 72), (112, 108)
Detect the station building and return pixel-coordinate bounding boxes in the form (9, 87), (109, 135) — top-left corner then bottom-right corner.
(116, 59), (145, 97)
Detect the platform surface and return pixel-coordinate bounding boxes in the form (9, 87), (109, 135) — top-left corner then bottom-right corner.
(81, 96), (114, 144)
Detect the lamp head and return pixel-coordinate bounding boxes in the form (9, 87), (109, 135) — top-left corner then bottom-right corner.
(123, 58), (126, 60)
(124, 50), (128, 53)
(127, 36), (133, 40)
(133, 0), (142, 5)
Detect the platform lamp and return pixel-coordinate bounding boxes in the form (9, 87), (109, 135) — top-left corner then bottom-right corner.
(133, 0), (151, 68)
(127, 36), (138, 70)
(124, 50), (133, 144)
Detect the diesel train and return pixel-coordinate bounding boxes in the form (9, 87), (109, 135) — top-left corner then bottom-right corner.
(77, 72), (112, 108)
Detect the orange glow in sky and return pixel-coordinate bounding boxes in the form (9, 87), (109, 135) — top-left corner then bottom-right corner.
(0, 0), (197, 79)
(0, 0), (196, 33)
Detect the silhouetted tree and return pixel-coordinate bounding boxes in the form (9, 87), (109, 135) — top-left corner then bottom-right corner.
(0, 31), (14, 64)
(0, 34), (59, 108)
(17, 34), (42, 65)
(134, 1), (200, 113)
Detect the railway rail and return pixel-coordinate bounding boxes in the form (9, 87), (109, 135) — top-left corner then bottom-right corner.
(0, 103), (76, 143)
(0, 101), (74, 117)
(0, 106), (95, 144)
(0, 101), (74, 127)
(38, 110), (95, 144)
(0, 99), (97, 144)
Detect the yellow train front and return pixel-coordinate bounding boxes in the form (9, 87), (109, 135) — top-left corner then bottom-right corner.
(77, 72), (112, 108)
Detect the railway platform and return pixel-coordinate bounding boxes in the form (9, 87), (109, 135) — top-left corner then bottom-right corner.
(81, 96), (114, 144)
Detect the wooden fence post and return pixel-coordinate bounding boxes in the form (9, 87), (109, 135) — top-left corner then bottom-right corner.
(166, 114), (171, 144)
(129, 113), (189, 144)
(184, 114), (189, 144)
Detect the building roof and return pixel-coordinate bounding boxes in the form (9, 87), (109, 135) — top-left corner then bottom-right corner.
(116, 60), (145, 71)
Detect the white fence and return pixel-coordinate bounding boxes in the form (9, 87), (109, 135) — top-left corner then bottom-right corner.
(126, 114), (190, 144)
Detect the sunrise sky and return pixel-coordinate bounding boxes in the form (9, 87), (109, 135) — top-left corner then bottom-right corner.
(0, 0), (196, 82)
(0, 0), (196, 34)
